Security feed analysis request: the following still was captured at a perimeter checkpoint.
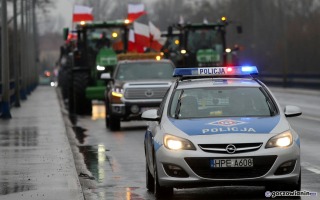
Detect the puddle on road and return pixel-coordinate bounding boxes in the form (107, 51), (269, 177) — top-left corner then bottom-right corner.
(78, 145), (108, 183)
(0, 127), (38, 195)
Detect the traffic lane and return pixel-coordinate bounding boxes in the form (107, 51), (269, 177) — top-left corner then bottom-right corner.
(287, 117), (320, 195)
(76, 120), (271, 200)
(270, 88), (320, 118)
(74, 115), (315, 200)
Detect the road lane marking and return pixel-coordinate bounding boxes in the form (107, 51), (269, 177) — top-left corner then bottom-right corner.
(301, 162), (320, 175)
(298, 115), (320, 122)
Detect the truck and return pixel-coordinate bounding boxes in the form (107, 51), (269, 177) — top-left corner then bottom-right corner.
(62, 20), (131, 115)
(162, 17), (242, 68)
(101, 56), (175, 131)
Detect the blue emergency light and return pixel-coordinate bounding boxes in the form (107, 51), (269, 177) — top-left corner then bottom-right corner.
(173, 66), (258, 77)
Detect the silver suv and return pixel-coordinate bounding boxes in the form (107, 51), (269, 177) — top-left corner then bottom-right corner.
(102, 59), (175, 131)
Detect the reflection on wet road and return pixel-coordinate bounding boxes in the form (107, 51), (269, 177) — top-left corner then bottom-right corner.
(0, 128), (38, 195)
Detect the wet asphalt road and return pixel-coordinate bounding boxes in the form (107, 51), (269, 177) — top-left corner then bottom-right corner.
(71, 88), (320, 200)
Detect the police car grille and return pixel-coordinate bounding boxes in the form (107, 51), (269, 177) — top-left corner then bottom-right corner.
(198, 143), (263, 154)
(124, 88), (168, 99)
(184, 156), (277, 179)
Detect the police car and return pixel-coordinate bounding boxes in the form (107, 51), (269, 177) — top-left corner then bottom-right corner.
(142, 66), (302, 197)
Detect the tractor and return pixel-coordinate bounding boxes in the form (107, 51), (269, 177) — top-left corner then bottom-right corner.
(162, 17), (242, 68)
(63, 20), (131, 115)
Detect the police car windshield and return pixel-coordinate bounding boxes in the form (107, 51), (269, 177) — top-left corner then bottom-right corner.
(170, 87), (276, 118)
(115, 62), (174, 80)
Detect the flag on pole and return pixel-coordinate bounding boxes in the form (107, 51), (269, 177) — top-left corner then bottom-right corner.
(149, 22), (165, 51)
(128, 29), (144, 53)
(128, 4), (146, 22)
(73, 5), (94, 22)
(133, 22), (150, 48)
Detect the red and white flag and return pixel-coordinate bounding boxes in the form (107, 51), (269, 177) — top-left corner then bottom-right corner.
(133, 22), (150, 48)
(73, 5), (94, 22)
(128, 29), (144, 53)
(128, 4), (146, 22)
(149, 22), (166, 51)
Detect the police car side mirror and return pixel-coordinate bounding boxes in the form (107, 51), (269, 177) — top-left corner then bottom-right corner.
(141, 109), (160, 121)
(284, 105), (302, 117)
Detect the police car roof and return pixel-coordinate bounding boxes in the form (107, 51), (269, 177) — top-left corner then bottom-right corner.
(176, 78), (261, 89)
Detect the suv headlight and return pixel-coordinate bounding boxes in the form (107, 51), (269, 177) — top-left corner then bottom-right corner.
(164, 134), (196, 150)
(111, 88), (124, 98)
(265, 131), (293, 148)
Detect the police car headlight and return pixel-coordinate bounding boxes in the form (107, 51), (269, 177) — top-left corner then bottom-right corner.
(265, 131), (293, 148)
(164, 134), (196, 150)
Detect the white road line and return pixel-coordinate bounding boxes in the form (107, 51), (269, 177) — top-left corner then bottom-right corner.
(301, 162), (320, 174)
(298, 115), (320, 122)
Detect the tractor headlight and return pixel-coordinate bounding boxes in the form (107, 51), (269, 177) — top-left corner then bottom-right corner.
(97, 65), (105, 71)
(266, 131), (293, 148)
(164, 134), (196, 150)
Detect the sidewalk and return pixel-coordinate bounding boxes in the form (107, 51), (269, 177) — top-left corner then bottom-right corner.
(0, 86), (84, 200)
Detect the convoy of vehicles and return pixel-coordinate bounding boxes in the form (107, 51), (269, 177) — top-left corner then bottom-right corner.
(142, 66), (302, 197)
(101, 58), (175, 131)
(162, 17), (242, 68)
(57, 8), (305, 198)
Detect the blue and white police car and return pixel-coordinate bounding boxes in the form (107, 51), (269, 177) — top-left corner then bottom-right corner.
(142, 66), (302, 197)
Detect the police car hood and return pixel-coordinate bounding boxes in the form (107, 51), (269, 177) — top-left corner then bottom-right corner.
(164, 115), (290, 138)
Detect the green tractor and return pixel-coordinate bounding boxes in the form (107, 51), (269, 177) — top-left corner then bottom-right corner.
(64, 20), (131, 115)
(162, 17), (242, 68)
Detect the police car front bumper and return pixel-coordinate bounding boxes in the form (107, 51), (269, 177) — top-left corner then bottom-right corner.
(155, 144), (300, 188)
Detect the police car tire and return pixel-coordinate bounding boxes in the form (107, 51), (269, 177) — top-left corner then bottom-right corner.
(109, 115), (120, 131)
(146, 162), (154, 191)
(153, 162), (173, 197)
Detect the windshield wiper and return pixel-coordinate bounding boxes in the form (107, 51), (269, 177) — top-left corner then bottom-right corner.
(174, 90), (184, 119)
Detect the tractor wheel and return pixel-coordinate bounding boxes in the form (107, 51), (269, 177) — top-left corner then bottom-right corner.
(58, 68), (69, 100)
(73, 71), (92, 115)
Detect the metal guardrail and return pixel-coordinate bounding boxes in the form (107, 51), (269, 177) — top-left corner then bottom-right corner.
(259, 74), (320, 89)
(0, 79), (37, 116)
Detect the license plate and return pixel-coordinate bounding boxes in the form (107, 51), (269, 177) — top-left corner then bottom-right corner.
(210, 158), (253, 168)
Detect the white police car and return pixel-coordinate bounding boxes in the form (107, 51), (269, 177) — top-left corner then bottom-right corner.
(142, 66), (302, 197)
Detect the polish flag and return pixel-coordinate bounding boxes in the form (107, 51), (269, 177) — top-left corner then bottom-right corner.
(128, 29), (144, 53)
(134, 22), (150, 48)
(73, 5), (94, 22)
(149, 22), (165, 51)
(128, 4), (146, 22)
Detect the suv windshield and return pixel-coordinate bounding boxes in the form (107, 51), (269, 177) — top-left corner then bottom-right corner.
(170, 87), (277, 118)
(115, 62), (174, 80)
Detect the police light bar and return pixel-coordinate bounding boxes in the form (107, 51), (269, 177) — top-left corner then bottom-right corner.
(173, 66), (258, 77)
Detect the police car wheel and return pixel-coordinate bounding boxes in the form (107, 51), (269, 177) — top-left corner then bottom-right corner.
(153, 162), (173, 197)
(146, 162), (154, 191)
